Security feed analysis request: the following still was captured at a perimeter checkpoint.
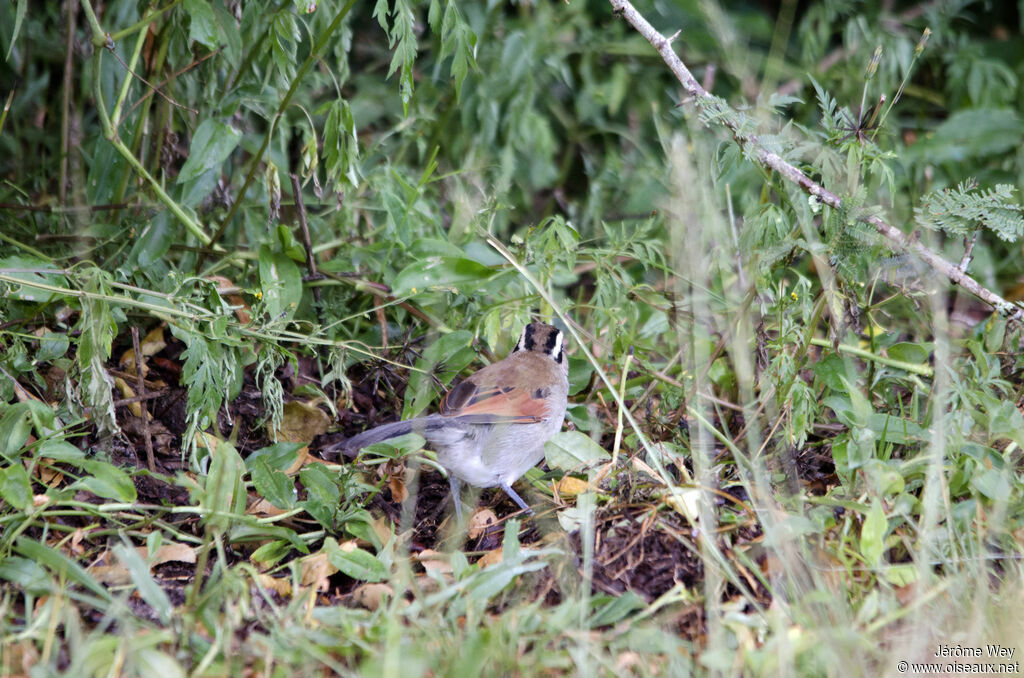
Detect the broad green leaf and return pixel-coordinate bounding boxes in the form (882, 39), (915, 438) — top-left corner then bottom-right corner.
(258, 245), (303, 321)
(0, 556), (51, 595)
(36, 331), (69, 362)
(859, 500), (887, 567)
(113, 543), (173, 625)
(38, 439), (86, 462)
(0, 402), (40, 459)
(0, 463), (32, 510)
(178, 119), (241, 184)
(0, 256), (69, 303)
(545, 431), (610, 471)
(75, 460), (137, 502)
(127, 211), (174, 269)
(391, 257), (497, 298)
(245, 442), (304, 471)
(202, 439), (245, 533)
(15, 537), (113, 603)
(327, 544), (389, 582)
(884, 342), (930, 365)
(183, 0), (226, 50)
(971, 467), (1013, 501)
(251, 456), (297, 509)
(298, 464), (341, 530)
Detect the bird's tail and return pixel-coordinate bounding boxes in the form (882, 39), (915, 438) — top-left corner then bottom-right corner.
(342, 418), (424, 455)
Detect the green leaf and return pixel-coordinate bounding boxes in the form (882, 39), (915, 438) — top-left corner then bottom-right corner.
(0, 462), (32, 510)
(251, 457), (297, 509)
(202, 439), (245, 533)
(258, 245), (303, 321)
(589, 591), (648, 627)
(14, 537), (113, 603)
(127, 211), (174, 269)
(327, 543), (389, 582)
(38, 439), (86, 462)
(545, 431), (610, 471)
(245, 442), (304, 472)
(0, 256), (68, 303)
(811, 352), (849, 392)
(909, 109), (1024, 163)
(0, 402), (42, 459)
(0, 556), (51, 596)
(183, 0), (226, 50)
(178, 119), (242, 184)
(75, 460), (137, 502)
(113, 543), (173, 625)
(36, 331), (69, 362)
(971, 467), (1012, 501)
(859, 500), (887, 567)
(391, 257), (497, 298)
(298, 464), (341, 530)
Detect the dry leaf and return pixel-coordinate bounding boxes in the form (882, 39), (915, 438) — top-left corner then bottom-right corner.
(371, 515), (393, 546)
(36, 463), (63, 488)
(389, 474), (408, 502)
(552, 476), (590, 498)
(273, 401), (331, 443)
(476, 549), (504, 568)
(416, 549), (453, 576)
(299, 551), (337, 591)
(257, 573), (293, 597)
(113, 377), (144, 418)
(247, 497), (289, 518)
(468, 508), (498, 539)
(352, 582), (393, 610)
(136, 542), (197, 567)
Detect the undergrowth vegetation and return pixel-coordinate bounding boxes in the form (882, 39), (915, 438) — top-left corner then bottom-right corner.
(2, 0), (1024, 675)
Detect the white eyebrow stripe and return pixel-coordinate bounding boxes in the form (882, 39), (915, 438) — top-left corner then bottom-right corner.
(551, 330), (563, 359)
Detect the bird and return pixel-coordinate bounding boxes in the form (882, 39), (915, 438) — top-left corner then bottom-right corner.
(343, 322), (569, 518)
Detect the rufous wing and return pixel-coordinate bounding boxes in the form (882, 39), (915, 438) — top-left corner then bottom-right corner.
(439, 380), (548, 424)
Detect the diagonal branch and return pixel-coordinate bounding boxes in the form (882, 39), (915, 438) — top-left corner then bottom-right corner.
(609, 0), (1024, 327)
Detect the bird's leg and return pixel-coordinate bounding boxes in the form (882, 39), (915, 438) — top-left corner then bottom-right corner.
(499, 482), (535, 515)
(448, 474), (464, 521)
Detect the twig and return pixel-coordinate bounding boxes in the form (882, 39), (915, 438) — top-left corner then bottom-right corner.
(958, 232), (977, 274)
(607, 0), (1024, 327)
(290, 173), (322, 305)
(131, 327), (156, 471)
(61, 0), (77, 204)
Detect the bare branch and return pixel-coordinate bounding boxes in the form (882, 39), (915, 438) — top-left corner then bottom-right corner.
(608, 0), (1024, 326)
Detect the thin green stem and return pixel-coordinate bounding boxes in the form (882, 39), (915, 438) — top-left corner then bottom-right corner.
(808, 337), (933, 377)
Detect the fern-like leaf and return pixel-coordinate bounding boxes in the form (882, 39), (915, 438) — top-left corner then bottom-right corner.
(915, 179), (1024, 242)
